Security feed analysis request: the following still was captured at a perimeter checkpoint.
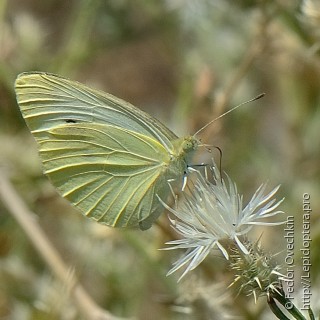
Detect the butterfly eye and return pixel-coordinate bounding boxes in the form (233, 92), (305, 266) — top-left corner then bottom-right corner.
(183, 139), (197, 151)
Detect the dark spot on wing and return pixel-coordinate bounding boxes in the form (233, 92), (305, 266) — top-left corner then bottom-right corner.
(65, 119), (77, 123)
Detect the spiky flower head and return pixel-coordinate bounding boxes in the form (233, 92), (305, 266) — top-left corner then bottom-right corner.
(228, 239), (284, 302)
(162, 165), (284, 280)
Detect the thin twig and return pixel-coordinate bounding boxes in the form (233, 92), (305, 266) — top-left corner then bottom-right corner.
(0, 171), (130, 320)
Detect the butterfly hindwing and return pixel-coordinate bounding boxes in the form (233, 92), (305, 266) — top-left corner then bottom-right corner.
(37, 122), (171, 227)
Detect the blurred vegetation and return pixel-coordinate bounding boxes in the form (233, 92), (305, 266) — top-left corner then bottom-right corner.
(0, 0), (320, 319)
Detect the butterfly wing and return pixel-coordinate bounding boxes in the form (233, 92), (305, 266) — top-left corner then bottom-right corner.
(15, 72), (184, 229)
(37, 122), (172, 227)
(15, 72), (178, 150)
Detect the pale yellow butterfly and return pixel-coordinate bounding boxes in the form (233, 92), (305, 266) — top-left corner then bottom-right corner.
(15, 72), (199, 230)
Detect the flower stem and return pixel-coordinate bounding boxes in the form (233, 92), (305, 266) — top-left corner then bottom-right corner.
(268, 289), (310, 320)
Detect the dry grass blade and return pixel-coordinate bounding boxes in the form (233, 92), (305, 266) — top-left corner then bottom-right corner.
(0, 170), (131, 320)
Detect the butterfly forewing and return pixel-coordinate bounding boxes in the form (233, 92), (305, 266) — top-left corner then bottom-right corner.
(15, 72), (177, 150)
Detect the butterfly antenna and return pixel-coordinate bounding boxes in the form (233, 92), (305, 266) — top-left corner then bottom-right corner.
(194, 93), (265, 137)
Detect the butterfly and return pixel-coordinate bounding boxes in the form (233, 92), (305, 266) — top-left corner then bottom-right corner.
(15, 72), (199, 230)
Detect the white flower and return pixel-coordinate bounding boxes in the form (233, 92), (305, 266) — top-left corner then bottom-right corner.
(161, 166), (284, 280)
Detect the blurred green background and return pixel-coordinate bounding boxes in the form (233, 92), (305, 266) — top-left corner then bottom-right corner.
(0, 0), (319, 319)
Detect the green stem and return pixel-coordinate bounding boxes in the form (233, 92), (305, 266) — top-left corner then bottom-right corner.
(308, 308), (315, 320)
(268, 295), (290, 320)
(269, 289), (308, 320)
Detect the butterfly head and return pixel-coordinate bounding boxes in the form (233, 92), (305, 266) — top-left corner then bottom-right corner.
(170, 136), (198, 161)
(182, 136), (199, 153)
